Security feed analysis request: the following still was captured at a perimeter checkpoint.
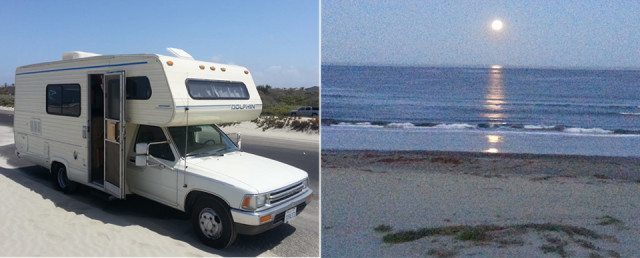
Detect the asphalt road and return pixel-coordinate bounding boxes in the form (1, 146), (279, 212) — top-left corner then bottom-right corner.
(0, 110), (319, 256)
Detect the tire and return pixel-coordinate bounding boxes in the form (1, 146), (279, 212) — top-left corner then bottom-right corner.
(52, 163), (78, 194)
(290, 112), (297, 117)
(191, 197), (237, 249)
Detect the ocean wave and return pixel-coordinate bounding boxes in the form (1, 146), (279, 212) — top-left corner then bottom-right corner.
(385, 122), (416, 129)
(325, 120), (639, 135)
(432, 123), (476, 129)
(334, 122), (384, 128)
(620, 112), (640, 116)
(563, 127), (613, 134)
(523, 125), (557, 130)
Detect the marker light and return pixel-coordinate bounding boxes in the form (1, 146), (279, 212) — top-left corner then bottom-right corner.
(166, 60), (173, 66)
(199, 65), (205, 70)
(244, 70), (249, 74)
(210, 66), (216, 71)
(259, 214), (273, 223)
(242, 196), (251, 209)
(221, 67), (227, 72)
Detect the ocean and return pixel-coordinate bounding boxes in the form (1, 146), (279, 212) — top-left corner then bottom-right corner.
(321, 65), (640, 156)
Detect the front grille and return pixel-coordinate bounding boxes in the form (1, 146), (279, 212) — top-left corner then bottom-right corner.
(269, 182), (304, 205)
(274, 202), (307, 223)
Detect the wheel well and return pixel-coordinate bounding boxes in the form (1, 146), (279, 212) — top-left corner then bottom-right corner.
(50, 161), (64, 174)
(184, 191), (230, 215)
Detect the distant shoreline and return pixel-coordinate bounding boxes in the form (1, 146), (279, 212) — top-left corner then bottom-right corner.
(321, 63), (640, 71)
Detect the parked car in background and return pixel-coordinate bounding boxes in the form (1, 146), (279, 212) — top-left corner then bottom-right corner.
(289, 106), (319, 117)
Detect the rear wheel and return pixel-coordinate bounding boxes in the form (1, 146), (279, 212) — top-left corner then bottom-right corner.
(191, 197), (237, 249)
(52, 163), (78, 193)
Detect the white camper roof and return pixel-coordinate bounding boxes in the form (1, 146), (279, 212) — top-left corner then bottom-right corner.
(16, 49), (262, 126)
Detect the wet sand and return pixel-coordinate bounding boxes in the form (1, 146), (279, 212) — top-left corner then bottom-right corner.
(322, 150), (640, 257)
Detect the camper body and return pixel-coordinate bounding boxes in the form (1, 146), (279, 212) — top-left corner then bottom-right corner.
(13, 51), (312, 248)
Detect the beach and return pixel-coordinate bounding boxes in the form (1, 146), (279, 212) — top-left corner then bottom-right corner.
(0, 110), (319, 256)
(321, 150), (640, 257)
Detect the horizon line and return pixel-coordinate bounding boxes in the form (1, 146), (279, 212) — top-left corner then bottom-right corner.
(321, 62), (640, 71)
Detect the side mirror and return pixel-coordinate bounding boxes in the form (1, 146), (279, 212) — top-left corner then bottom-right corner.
(135, 143), (149, 155)
(135, 143), (149, 167)
(135, 155), (148, 166)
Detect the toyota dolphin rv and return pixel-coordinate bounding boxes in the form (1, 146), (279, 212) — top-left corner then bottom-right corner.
(13, 48), (312, 248)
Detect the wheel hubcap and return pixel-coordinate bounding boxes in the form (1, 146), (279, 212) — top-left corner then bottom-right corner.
(57, 168), (66, 188)
(199, 208), (222, 239)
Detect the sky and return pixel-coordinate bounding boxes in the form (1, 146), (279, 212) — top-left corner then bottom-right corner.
(0, 1), (319, 87)
(323, 0), (640, 69)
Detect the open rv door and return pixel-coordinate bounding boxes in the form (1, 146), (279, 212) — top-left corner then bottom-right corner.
(103, 71), (126, 198)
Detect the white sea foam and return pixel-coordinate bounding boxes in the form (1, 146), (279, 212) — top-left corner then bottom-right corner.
(333, 122), (384, 128)
(563, 127), (613, 134)
(620, 112), (640, 116)
(384, 122), (416, 129)
(432, 123), (476, 129)
(523, 125), (556, 130)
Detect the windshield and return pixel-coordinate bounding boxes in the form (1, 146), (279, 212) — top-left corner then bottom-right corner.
(168, 124), (238, 157)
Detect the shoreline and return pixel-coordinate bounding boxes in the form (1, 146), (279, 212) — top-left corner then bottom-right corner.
(322, 125), (640, 157)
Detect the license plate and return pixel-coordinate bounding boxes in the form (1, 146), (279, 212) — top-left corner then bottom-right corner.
(284, 207), (297, 223)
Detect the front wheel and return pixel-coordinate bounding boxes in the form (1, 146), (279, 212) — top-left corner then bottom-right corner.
(191, 197), (237, 249)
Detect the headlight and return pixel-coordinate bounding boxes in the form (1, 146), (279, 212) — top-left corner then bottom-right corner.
(241, 193), (269, 210)
(303, 178), (309, 188)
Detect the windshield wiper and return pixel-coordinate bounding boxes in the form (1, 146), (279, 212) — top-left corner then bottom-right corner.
(186, 148), (226, 157)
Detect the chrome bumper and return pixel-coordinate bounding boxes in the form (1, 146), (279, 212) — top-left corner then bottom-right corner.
(231, 187), (312, 226)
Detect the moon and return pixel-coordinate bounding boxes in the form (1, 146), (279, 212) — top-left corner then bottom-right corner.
(491, 19), (503, 31)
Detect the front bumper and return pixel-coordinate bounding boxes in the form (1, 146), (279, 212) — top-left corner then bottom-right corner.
(231, 187), (312, 235)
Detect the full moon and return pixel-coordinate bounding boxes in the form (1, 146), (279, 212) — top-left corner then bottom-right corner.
(491, 19), (504, 31)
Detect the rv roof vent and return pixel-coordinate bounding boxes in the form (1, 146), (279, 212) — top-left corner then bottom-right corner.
(166, 47), (194, 60)
(62, 51), (101, 60)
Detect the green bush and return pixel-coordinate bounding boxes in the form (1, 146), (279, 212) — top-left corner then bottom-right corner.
(256, 86), (318, 116)
(0, 95), (14, 107)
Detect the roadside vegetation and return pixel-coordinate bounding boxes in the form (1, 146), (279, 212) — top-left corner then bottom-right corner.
(0, 84), (15, 107)
(257, 85), (318, 116)
(253, 85), (319, 132)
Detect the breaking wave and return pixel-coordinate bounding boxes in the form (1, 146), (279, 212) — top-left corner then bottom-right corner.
(326, 120), (640, 135)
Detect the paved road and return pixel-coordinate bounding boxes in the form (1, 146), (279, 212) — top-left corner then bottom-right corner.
(0, 110), (319, 256)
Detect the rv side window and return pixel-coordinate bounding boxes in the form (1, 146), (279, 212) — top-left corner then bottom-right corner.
(135, 125), (175, 162)
(186, 79), (250, 100)
(126, 76), (152, 100)
(46, 84), (80, 117)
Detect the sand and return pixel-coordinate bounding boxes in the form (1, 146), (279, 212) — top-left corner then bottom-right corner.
(221, 121), (318, 144)
(322, 151), (640, 257)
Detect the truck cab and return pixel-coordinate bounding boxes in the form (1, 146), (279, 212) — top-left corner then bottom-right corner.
(127, 123), (311, 248)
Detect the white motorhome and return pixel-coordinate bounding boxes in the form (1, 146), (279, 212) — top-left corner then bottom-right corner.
(13, 48), (312, 249)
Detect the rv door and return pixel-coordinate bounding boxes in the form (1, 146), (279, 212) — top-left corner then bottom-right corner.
(104, 71), (126, 198)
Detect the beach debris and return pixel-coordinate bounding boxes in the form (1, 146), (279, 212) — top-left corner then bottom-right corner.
(430, 156), (463, 165)
(597, 215), (623, 226)
(374, 224), (393, 233)
(593, 174), (610, 180)
(381, 223), (616, 257)
(426, 248), (458, 257)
